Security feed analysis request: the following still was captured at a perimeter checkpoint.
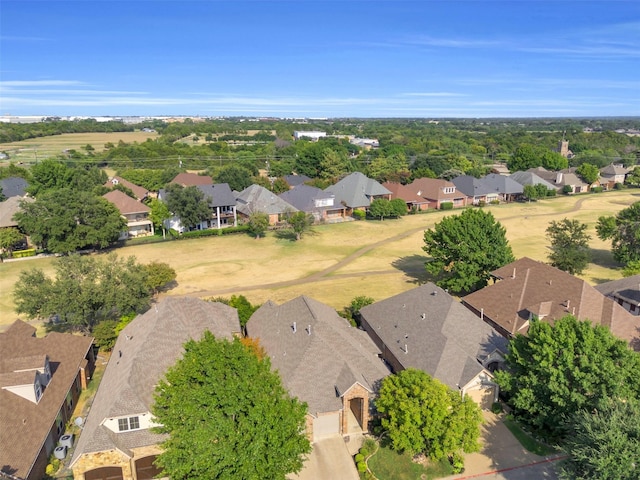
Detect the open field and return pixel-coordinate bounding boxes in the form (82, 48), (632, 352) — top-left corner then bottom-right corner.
(1, 190), (638, 330)
(0, 131), (159, 164)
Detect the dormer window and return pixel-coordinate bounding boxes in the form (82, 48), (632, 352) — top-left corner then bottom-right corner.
(34, 382), (42, 402)
(118, 416), (141, 432)
(443, 187), (455, 194)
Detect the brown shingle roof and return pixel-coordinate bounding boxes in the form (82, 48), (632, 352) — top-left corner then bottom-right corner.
(170, 172), (213, 186)
(105, 177), (149, 200)
(102, 190), (150, 215)
(0, 321), (93, 479)
(462, 258), (640, 349)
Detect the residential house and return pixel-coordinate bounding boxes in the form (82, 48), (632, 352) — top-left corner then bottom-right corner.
(169, 172), (213, 187)
(104, 177), (149, 201)
(245, 296), (390, 442)
(359, 284), (508, 409)
(479, 174), (523, 203)
(527, 167), (589, 193)
(461, 257), (640, 350)
(324, 172), (391, 216)
(408, 178), (467, 209)
(0, 196), (34, 249)
(0, 321), (95, 480)
(452, 175), (493, 205)
(158, 183), (237, 232)
(278, 184), (346, 222)
(283, 174), (312, 189)
(235, 184), (297, 225)
(102, 190), (154, 239)
(508, 171), (556, 192)
(383, 181), (427, 211)
(595, 275), (640, 316)
(599, 164), (629, 189)
(0, 176), (29, 198)
(70, 297), (241, 480)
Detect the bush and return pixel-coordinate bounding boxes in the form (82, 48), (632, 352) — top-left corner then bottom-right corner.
(440, 202), (453, 210)
(477, 200), (486, 207)
(491, 402), (503, 414)
(92, 320), (118, 351)
(12, 248), (36, 258)
(490, 199), (500, 205)
(591, 186), (604, 193)
(449, 452), (465, 474)
(614, 182), (624, 190)
(562, 185), (573, 194)
(352, 210), (366, 220)
(357, 461), (367, 473)
(354, 453), (364, 463)
(359, 447), (370, 458)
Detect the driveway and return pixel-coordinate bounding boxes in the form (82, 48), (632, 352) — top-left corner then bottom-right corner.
(289, 435), (359, 480)
(446, 412), (562, 480)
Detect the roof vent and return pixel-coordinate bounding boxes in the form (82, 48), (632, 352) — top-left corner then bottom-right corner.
(292, 322), (297, 333)
(307, 324), (311, 336)
(420, 313), (426, 320)
(404, 344), (409, 354)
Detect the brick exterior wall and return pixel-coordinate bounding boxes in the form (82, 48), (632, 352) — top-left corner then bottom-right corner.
(72, 445), (162, 480)
(341, 383), (370, 434)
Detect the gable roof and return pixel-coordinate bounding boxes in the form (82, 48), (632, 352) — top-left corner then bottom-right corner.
(1, 321), (93, 480)
(508, 171), (556, 190)
(104, 176), (149, 200)
(246, 296), (389, 416)
(325, 172), (391, 208)
(480, 173), (524, 195)
(527, 167), (589, 189)
(382, 181), (424, 204)
(71, 297), (240, 465)
(600, 164), (629, 176)
(0, 196), (34, 228)
(0, 177), (29, 198)
(278, 184), (337, 213)
(235, 184), (297, 216)
(102, 190), (150, 215)
(595, 275), (640, 308)
(452, 175), (492, 197)
(462, 257), (640, 349)
(197, 183), (237, 207)
(170, 172), (214, 187)
(283, 174), (312, 188)
(407, 178), (464, 202)
(359, 284), (507, 390)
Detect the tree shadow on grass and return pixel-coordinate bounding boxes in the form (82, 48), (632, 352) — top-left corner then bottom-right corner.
(590, 248), (620, 269)
(391, 255), (435, 284)
(274, 229), (297, 241)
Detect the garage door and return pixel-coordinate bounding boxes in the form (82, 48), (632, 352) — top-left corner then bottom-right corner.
(466, 386), (495, 410)
(84, 467), (124, 480)
(313, 413), (340, 442)
(135, 456), (163, 480)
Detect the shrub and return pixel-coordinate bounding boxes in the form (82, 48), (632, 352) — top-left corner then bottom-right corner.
(13, 248), (36, 258)
(477, 200), (486, 207)
(352, 210), (366, 220)
(354, 453), (364, 463)
(491, 402), (503, 414)
(614, 182), (624, 190)
(363, 438), (377, 452)
(359, 447), (370, 457)
(440, 202), (453, 210)
(449, 452), (465, 474)
(591, 186), (604, 193)
(357, 461), (367, 473)
(562, 185), (573, 194)
(490, 199), (500, 205)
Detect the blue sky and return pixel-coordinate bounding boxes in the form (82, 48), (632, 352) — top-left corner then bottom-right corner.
(1, 1), (638, 118)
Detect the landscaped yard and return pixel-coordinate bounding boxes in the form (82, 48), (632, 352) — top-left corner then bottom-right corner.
(366, 443), (454, 480)
(1, 189), (637, 330)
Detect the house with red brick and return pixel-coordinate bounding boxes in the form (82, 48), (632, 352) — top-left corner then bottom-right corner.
(102, 190), (154, 239)
(0, 321), (95, 480)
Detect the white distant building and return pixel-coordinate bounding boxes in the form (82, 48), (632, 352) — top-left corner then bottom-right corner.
(293, 130), (326, 141)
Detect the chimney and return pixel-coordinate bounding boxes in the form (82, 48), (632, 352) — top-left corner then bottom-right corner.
(292, 322), (297, 333)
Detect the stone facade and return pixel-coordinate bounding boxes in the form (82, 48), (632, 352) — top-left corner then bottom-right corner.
(72, 445), (162, 480)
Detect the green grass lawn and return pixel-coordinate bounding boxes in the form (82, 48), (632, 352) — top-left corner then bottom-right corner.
(503, 417), (559, 456)
(367, 444), (454, 480)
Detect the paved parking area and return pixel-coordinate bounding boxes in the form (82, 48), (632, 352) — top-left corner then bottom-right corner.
(288, 435), (359, 480)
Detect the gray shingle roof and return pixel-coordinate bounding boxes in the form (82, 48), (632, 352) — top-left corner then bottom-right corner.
(325, 172), (391, 208)
(595, 275), (640, 307)
(452, 175), (492, 197)
(0, 177), (28, 198)
(235, 184), (297, 216)
(245, 296), (389, 416)
(278, 184), (337, 213)
(359, 283), (507, 390)
(480, 174), (524, 195)
(71, 297), (240, 466)
(509, 171), (556, 190)
(198, 183), (237, 207)
(283, 174), (312, 187)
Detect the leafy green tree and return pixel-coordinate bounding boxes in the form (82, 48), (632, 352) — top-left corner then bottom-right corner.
(622, 260), (640, 277)
(341, 295), (374, 326)
(495, 316), (640, 440)
(368, 198), (395, 220)
(13, 254), (151, 333)
(367, 153), (410, 183)
(215, 164), (254, 191)
(247, 211), (269, 239)
(423, 209), (515, 294)
(596, 202), (640, 264)
(143, 261), (177, 295)
(546, 218), (591, 275)
(152, 332), (311, 480)
(0, 227), (25, 258)
(228, 294), (259, 329)
(576, 163), (600, 184)
(541, 150), (568, 171)
(560, 400), (640, 480)
(390, 198), (408, 216)
(286, 211), (314, 240)
(164, 183), (211, 231)
(319, 148), (351, 181)
(522, 184), (539, 202)
(15, 188), (126, 253)
(625, 167), (640, 186)
(149, 198), (171, 238)
(92, 320), (118, 351)
(376, 369), (482, 461)
(271, 177), (291, 194)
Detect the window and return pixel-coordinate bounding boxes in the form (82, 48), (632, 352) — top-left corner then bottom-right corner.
(118, 416), (141, 432)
